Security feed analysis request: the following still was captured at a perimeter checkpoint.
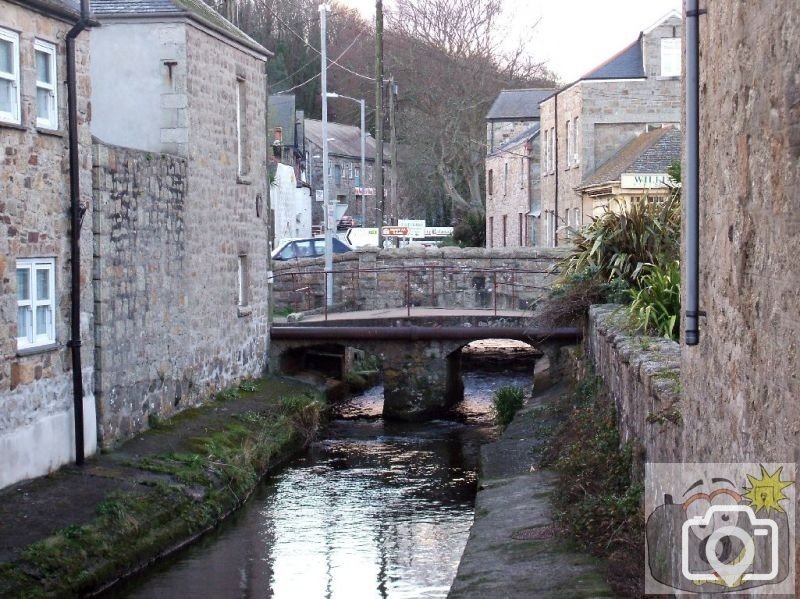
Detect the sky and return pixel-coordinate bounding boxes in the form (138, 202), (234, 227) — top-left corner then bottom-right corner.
(334, 0), (682, 83)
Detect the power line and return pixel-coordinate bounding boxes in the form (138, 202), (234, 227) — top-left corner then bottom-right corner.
(268, 7), (375, 82)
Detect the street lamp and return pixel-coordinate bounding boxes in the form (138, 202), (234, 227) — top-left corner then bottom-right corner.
(326, 92), (366, 228)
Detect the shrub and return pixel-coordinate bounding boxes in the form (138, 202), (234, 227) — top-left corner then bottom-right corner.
(628, 260), (681, 341)
(452, 210), (486, 247)
(492, 385), (525, 427)
(279, 393), (325, 447)
(562, 196), (680, 285)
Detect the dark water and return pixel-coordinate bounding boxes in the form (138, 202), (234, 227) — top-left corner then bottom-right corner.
(109, 347), (535, 599)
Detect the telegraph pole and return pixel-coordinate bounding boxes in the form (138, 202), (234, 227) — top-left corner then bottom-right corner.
(389, 76), (398, 224)
(375, 0), (384, 243)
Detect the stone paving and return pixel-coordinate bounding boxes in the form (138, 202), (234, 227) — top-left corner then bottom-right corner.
(449, 383), (614, 598)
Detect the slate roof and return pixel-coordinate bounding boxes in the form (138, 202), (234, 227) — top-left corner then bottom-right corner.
(486, 89), (555, 120)
(578, 127), (681, 189)
(91, 0), (270, 56)
(488, 124), (540, 158)
(11, 0), (82, 20)
(580, 35), (646, 80)
(304, 119), (389, 162)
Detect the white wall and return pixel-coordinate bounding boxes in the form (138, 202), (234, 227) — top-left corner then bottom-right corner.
(0, 382), (97, 489)
(272, 163), (312, 243)
(90, 22), (187, 154)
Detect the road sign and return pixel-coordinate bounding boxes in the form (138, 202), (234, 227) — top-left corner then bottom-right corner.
(382, 226), (409, 237)
(354, 187), (376, 196)
(398, 219), (426, 238)
(315, 190), (324, 202)
(346, 227), (379, 247)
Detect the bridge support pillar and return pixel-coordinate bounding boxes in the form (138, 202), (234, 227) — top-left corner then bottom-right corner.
(382, 342), (463, 421)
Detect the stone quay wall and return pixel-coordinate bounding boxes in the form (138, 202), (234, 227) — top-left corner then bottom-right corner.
(271, 247), (569, 314)
(585, 305), (682, 471)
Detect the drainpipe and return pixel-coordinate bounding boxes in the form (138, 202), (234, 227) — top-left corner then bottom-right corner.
(553, 93), (559, 247)
(67, 0), (92, 465)
(685, 0), (703, 346)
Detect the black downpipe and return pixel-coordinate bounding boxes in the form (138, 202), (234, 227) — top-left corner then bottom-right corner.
(67, 0), (91, 465)
(553, 93), (559, 247)
(684, 0), (702, 345)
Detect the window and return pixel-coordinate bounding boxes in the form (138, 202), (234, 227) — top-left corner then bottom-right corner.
(573, 208), (581, 232)
(0, 28), (20, 124)
(542, 130), (548, 175)
(502, 215), (507, 247)
(237, 255), (249, 307)
(661, 38), (681, 77)
(519, 157), (524, 188)
(235, 77), (248, 176)
(518, 212), (524, 246)
(550, 128), (555, 173)
(488, 216), (494, 248)
(488, 169), (493, 195)
(17, 258), (56, 349)
(366, 164), (373, 183)
(565, 120), (571, 167)
(573, 117), (579, 165)
(35, 40), (58, 129)
(334, 164), (342, 185)
(503, 162), (508, 195)
(354, 166), (361, 187)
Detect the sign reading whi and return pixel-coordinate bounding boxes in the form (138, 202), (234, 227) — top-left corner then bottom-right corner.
(354, 187), (376, 196)
(620, 173), (676, 189)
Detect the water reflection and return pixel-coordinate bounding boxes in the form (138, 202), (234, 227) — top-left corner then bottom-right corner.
(109, 344), (534, 599)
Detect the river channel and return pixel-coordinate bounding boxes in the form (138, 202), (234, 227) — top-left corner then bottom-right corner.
(107, 342), (536, 599)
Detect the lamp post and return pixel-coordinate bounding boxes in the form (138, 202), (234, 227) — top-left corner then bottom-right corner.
(326, 92), (366, 227)
(319, 3), (333, 307)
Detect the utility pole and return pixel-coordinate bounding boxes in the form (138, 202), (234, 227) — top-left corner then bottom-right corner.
(320, 3), (333, 306)
(375, 0), (384, 243)
(389, 76), (398, 224)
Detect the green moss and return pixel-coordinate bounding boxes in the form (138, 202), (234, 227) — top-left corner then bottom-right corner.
(0, 378), (323, 598)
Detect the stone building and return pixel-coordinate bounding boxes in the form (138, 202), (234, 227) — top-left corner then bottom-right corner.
(576, 126), (680, 217)
(680, 1), (799, 467)
(484, 89), (554, 248)
(539, 11), (682, 246)
(89, 0), (271, 446)
(304, 118), (389, 229)
(0, 0), (96, 488)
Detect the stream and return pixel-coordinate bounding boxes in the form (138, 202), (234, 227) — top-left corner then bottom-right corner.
(107, 341), (536, 598)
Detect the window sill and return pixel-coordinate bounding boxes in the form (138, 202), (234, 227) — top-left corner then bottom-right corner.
(237, 174), (253, 186)
(0, 121), (26, 132)
(16, 342), (61, 357)
(36, 127), (65, 138)
(237, 305), (253, 318)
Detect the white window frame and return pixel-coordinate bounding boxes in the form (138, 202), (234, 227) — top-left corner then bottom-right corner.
(573, 117), (580, 165)
(35, 39), (58, 129)
(660, 38), (681, 77)
(0, 27), (21, 125)
(16, 258), (56, 350)
(565, 120), (572, 167)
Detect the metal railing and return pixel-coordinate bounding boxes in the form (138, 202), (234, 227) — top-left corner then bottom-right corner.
(270, 265), (558, 321)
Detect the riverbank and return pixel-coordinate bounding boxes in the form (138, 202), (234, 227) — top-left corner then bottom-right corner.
(0, 376), (321, 598)
(448, 382), (614, 598)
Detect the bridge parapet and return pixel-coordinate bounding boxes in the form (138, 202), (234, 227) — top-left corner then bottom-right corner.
(271, 246), (569, 315)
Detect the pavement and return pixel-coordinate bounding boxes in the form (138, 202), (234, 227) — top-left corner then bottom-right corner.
(448, 383), (615, 598)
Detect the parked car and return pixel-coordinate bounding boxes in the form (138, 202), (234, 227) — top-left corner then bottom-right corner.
(271, 237), (352, 261)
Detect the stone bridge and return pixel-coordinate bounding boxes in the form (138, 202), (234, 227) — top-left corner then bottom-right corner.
(270, 308), (581, 421)
(271, 246), (570, 314)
